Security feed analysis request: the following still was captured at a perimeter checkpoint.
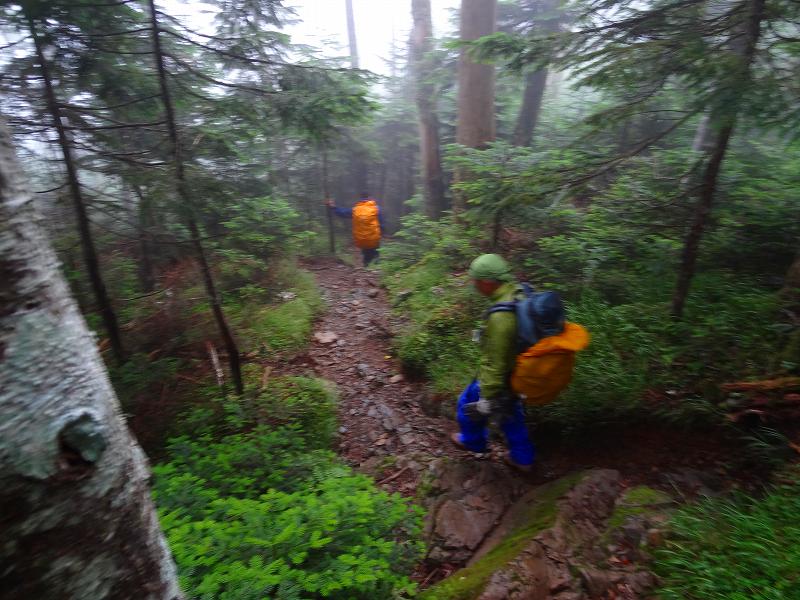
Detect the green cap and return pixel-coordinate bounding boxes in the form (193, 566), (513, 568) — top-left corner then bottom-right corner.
(468, 254), (513, 282)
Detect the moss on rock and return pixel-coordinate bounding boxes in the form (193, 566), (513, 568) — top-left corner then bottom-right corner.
(420, 473), (584, 600)
(605, 486), (673, 533)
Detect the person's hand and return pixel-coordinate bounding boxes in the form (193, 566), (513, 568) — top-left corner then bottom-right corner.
(324, 198), (335, 208)
(463, 397), (492, 422)
(464, 394), (516, 424)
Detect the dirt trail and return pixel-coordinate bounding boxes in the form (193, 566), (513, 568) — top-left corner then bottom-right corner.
(283, 258), (471, 494)
(287, 258), (742, 491)
(275, 257), (761, 593)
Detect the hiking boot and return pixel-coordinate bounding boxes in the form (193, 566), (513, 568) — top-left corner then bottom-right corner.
(450, 432), (467, 450)
(449, 432), (486, 454)
(503, 452), (533, 474)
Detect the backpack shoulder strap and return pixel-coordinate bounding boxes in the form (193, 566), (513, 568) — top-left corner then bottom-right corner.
(486, 301), (516, 317)
(484, 284), (529, 318)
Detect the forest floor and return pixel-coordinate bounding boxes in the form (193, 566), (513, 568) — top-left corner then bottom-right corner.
(289, 257), (746, 490)
(274, 256), (762, 591)
(124, 254), (780, 595)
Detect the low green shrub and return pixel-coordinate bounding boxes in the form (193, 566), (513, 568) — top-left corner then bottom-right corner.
(233, 375), (338, 447)
(531, 295), (665, 432)
(172, 374), (336, 444)
(154, 373), (424, 599)
(227, 263), (324, 356)
(153, 428), (424, 600)
(384, 257), (483, 395)
(653, 478), (800, 599)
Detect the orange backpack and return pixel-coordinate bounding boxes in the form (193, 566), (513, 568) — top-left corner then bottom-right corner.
(488, 285), (590, 405)
(351, 200), (381, 249)
(509, 322), (590, 405)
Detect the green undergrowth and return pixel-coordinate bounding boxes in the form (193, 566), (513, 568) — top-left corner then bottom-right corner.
(224, 260), (324, 357)
(175, 370), (338, 442)
(653, 473), (800, 599)
(380, 213), (791, 435)
(387, 262), (482, 394)
(381, 223), (484, 394)
(420, 473), (583, 600)
(153, 372), (425, 599)
(109, 352), (183, 410)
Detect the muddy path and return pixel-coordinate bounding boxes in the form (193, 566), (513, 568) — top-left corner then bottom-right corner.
(282, 258), (467, 492)
(283, 258), (744, 492)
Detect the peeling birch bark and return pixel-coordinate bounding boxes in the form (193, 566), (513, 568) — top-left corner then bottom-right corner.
(0, 120), (181, 599)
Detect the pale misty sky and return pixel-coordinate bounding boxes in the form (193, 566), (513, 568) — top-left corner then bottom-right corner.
(162, 0), (460, 76)
(286, 0), (461, 74)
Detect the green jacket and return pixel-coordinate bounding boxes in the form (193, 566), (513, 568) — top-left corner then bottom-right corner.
(479, 281), (519, 399)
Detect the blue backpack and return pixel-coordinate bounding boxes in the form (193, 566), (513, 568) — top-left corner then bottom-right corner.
(487, 283), (566, 352)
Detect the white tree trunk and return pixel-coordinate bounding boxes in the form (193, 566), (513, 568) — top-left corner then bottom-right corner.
(0, 121), (181, 598)
(345, 0), (359, 68)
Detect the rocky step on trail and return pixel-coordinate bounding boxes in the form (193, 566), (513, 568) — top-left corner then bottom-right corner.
(278, 258), (749, 596)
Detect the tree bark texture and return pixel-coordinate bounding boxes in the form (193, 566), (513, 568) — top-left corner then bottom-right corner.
(411, 0), (447, 219)
(456, 0), (497, 150)
(148, 0), (243, 394)
(513, 68), (548, 147)
(28, 17), (126, 365)
(454, 0), (497, 213)
(134, 186), (156, 294)
(0, 120), (181, 599)
(670, 0), (765, 318)
(345, 0), (359, 68)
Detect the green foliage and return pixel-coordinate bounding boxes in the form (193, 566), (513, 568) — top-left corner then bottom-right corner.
(379, 215), (491, 393)
(108, 353), (182, 408)
(380, 214), (480, 275)
(531, 295), (665, 431)
(382, 236), (485, 394)
(224, 262), (324, 356)
(172, 373), (336, 442)
(654, 478), (800, 599)
(233, 375), (338, 447)
(154, 428), (424, 600)
(219, 196), (314, 266)
(155, 375), (424, 600)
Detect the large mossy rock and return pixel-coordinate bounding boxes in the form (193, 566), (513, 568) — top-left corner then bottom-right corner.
(422, 457), (529, 564)
(421, 469), (626, 600)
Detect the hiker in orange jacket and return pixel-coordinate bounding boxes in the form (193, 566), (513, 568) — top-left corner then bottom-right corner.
(325, 192), (385, 266)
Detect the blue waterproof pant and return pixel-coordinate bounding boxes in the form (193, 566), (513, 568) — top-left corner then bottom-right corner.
(361, 247), (380, 266)
(456, 379), (536, 466)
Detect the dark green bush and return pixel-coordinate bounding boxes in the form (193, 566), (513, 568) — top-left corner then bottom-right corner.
(224, 262), (324, 356)
(108, 353), (182, 408)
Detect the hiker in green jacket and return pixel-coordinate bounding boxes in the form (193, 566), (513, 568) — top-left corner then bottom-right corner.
(451, 254), (536, 472)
